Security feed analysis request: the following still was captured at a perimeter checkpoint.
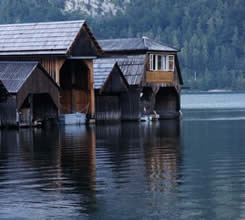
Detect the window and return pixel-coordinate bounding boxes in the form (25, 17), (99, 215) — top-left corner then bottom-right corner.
(157, 55), (162, 70)
(150, 54), (174, 71)
(153, 54), (156, 70)
(168, 55), (174, 71)
(162, 56), (166, 70)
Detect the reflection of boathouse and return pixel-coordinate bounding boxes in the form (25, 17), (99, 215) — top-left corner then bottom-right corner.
(142, 121), (181, 192)
(98, 37), (183, 120)
(0, 62), (59, 127)
(0, 20), (102, 124)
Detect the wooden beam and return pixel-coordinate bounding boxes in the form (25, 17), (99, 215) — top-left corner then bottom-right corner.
(55, 58), (65, 85)
(84, 60), (95, 118)
(146, 71), (174, 84)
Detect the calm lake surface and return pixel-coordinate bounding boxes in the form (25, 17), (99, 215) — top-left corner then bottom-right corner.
(1, 93), (245, 220)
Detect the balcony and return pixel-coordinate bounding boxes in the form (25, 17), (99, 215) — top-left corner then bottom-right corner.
(146, 71), (174, 84)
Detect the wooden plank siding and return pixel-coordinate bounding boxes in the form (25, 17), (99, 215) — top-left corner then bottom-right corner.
(0, 56), (65, 83)
(95, 96), (121, 121)
(146, 71), (174, 84)
(83, 60), (95, 118)
(0, 96), (17, 127)
(121, 88), (141, 121)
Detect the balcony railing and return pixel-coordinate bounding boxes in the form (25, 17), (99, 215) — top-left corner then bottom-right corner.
(146, 71), (174, 83)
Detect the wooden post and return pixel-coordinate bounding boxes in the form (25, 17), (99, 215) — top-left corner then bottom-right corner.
(55, 58), (65, 85)
(29, 94), (33, 127)
(55, 58), (65, 116)
(84, 60), (95, 119)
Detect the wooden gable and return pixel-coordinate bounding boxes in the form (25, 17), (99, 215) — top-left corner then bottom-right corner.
(101, 64), (129, 94)
(69, 24), (102, 57)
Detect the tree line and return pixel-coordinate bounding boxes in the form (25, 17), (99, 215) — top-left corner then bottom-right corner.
(0, 0), (244, 90)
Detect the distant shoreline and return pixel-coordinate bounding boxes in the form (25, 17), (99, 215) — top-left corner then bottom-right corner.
(182, 89), (245, 94)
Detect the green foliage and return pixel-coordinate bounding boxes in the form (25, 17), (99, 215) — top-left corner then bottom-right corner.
(0, 0), (244, 90)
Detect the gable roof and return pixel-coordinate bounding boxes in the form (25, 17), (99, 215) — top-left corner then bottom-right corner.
(95, 55), (183, 86)
(0, 61), (58, 93)
(99, 55), (146, 86)
(94, 59), (128, 90)
(99, 37), (178, 53)
(0, 20), (102, 56)
(115, 55), (146, 85)
(94, 59), (115, 89)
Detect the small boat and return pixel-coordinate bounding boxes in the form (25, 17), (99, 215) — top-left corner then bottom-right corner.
(150, 111), (160, 120)
(140, 115), (149, 121)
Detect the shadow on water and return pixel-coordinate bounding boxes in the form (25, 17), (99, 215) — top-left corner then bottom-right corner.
(0, 120), (182, 219)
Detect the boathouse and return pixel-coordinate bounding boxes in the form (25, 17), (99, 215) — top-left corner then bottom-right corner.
(93, 59), (128, 121)
(98, 37), (183, 120)
(0, 20), (102, 123)
(0, 61), (59, 127)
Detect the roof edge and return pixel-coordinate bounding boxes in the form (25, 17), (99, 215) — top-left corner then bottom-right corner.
(0, 20), (86, 27)
(66, 21), (103, 56)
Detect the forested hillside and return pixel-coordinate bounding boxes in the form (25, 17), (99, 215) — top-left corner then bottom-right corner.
(0, 0), (244, 90)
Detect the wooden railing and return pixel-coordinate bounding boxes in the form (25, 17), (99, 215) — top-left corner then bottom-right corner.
(146, 71), (174, 83)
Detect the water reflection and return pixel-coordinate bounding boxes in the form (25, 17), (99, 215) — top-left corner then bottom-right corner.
(0, 121), (182, 219)
(4, 116), (241, 220)
(180, 118), (245, 220)
(3, 116), (245, 219)
(143, 121), (181, 192)
(93, 121), (182, 219)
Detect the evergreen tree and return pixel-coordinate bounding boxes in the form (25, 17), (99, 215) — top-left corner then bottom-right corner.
(0, 0), (244, 90)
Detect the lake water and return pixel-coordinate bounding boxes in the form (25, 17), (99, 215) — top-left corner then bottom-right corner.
(1, 93), (245, 220)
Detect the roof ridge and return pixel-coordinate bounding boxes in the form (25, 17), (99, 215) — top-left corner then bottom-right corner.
(99, 37), (142, 41)
(0, 20), (85, 27)
(0, 61), (39, 64)
(142, 36), (149, 50)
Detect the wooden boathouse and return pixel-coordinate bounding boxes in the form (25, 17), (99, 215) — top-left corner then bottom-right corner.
(0, 61), (59, 127)
(0, 20), (102, 124)
(98, 37), (183, 120)
(93, 59), (129, 121)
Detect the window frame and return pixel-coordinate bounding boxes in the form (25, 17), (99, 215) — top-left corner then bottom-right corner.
(149, 54), (175, 71)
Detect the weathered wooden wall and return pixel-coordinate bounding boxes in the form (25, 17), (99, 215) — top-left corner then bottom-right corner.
(69, 27), (98, 57)
(0, 96), (17, 127)
(0, 81), (8, 102)
(60, 60), (91, 115)
(95, 95), (121, 121)
(0, 56), (65, 83)
(17, 67), (59, 111)
(83, 60), (95, 118)
(121, 88), (141, 121)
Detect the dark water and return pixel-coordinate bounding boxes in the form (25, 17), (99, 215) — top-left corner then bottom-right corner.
(1, 93), (245, 220)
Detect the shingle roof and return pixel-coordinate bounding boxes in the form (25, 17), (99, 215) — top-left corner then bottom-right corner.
(0, 61), (38, 93)
(93, 59), (116, 89)
(114, 55), (146, 85)
(99, 37), (178, 53)
(94, 56), (145, 86)
(0, 20), (101, 56)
